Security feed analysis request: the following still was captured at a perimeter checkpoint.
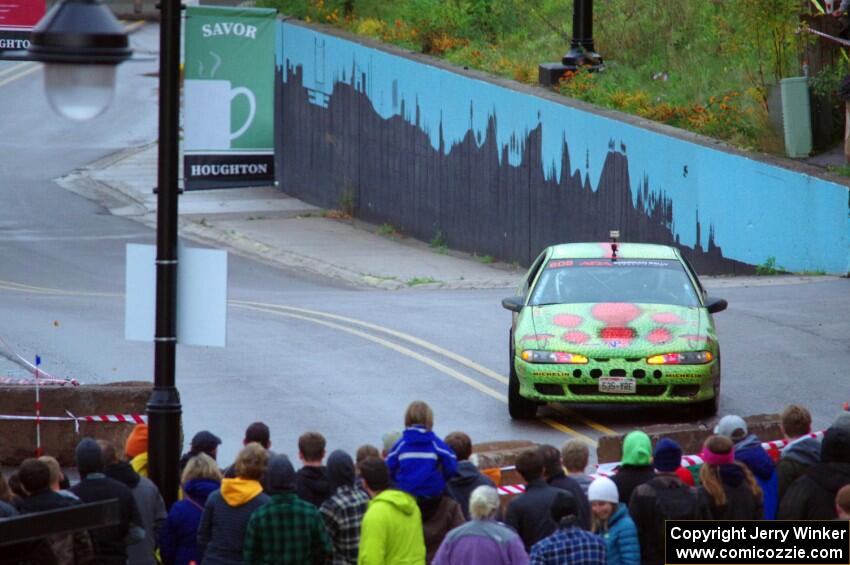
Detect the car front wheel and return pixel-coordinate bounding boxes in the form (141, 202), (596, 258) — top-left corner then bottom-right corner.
(508, 353), (538, 420)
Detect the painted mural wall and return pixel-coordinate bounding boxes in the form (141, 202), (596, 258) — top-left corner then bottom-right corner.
(275, 20), (850, 275)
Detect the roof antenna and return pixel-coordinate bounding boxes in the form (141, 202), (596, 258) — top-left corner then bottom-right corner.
(609, 230), (619, 262)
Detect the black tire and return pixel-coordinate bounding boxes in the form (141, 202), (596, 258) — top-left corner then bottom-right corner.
(696, 357), (721, 418)
(508, 356), (538, 420)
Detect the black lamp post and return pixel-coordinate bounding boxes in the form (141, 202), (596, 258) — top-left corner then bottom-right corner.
(2, 0), (183, 507)
(539, 0), (604, 87)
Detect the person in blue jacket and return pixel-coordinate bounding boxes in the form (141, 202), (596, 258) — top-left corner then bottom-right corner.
(714, 415), (778, 519)
(588, 477), (640, 565)
(159, 453), (222, 565)
(385, 401), (458, 502)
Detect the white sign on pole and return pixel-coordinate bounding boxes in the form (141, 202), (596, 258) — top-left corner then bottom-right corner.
(125, 243), (228, 347)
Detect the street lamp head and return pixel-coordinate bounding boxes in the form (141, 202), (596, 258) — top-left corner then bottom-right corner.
(3, 0), (132, 120)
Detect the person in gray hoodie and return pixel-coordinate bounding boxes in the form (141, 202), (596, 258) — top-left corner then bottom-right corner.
(444, 431), (494, 521)
(776, 404), (821, 503)
(198, 443), (270, 565)
(100, 440), (167, 565)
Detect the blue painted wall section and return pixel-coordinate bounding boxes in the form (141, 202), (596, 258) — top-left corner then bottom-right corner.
(275, 20), (850, 275)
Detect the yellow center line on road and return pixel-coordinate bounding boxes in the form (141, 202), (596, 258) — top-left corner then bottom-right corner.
(233, 300), (618, 437)
(550, 404), (619, 437)
(0, 64), (40, 89)
(234, 300), (511, 384)
(0, 280), (612, 441)
(234, 302), (599, 446)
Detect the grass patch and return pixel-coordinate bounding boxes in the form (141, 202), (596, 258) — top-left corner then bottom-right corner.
(475, 253), (494, 264)
(258, 0), (824, 153)
(429, 230), (449, 254)
(407, 276), (439, 286)
(321, 209), (352, 219)
(378, 222), (401, 237)
(827, 164), (850, 177)
(796, 269), (827, 276)
(755, 256), (786, 276)
(364, 273), (398, 281)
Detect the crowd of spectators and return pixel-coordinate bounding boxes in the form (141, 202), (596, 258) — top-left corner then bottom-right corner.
(0, 400), (849, 565)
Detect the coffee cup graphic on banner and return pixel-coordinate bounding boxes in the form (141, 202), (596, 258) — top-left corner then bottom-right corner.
(185, 79), (256, 150)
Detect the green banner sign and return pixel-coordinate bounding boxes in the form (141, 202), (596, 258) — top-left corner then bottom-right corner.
(184, 6), (276, 189)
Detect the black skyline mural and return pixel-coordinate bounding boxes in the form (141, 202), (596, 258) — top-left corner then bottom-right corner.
(275, 63), (755, 276)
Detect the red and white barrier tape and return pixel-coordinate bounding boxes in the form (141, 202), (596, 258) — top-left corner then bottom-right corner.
(0, 376), (80, 386)
(0, 411), (146, 434)
(495, 429), (826, 496)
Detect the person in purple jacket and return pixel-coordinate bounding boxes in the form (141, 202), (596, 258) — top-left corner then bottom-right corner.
(385, 401), (458, 501)
(159, 453), (222, 565)
(433, 485), (529, 565)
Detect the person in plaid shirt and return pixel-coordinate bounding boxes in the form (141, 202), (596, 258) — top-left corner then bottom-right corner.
(244, 454), (332, 564)
(320, 450), (370, 565)
(530, 491), (606, 565)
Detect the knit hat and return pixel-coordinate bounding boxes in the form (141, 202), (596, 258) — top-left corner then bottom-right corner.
(621, 431), (651, 466)
(821, 427), (850, 464)
(124, 424), (148, 459)
(588, 477), (619, 504)
(327, 449), (356, 491)
(265, 454), (296, 494)
(653, 438), (682, 472)
(190, 431), (222, 456)
(832, 412), (850, 434)
(714, 415), (748, 442)
(76, 438), (104, 477)
(550, 490), (579, 522)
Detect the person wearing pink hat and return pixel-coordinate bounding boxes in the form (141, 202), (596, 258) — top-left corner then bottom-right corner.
(697, 435), (763, 520)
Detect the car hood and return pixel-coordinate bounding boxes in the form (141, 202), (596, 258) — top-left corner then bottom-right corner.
(517, 302), (713, 356)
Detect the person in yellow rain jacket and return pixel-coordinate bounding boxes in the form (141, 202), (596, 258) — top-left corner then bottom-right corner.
(197, 443), (270, 564)
(125, 424), (149, 478)
(357, 456), (426, 565)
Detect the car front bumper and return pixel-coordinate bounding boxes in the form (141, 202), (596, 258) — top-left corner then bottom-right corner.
(515, 357), (718, 404)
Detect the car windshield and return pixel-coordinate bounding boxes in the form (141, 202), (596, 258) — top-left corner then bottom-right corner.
(529, 258), (701, 307)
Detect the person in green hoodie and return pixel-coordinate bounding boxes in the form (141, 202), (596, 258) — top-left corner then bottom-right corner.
(612, 431), (655, 506)
(198, 443), (270, 565)
(357, 456), (426, 565)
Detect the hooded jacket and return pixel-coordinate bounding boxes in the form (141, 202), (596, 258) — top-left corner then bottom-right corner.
(295, 465), (332, 507)
(198, 478), (269, 565)
(446, 461), (495, 520)
(698, 464), (763, 520)
(104, 461), (167, 565)
(358, 489), (426, 565)
(386, 426), (458, 498)
(71, 439), (145, 565)
(596, 503), (640, 565)
(613, 432), (655, 506)
(778, 428), (850, 520)
(321, 451), (371, 565)
(244, 455), (332, 564)
(159, 478), (220, 565)
(733, 435), (778, 519)
(777, 436), (821, 502)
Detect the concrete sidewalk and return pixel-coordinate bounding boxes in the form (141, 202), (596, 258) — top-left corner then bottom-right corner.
(60, 143), (843, 290)
(59, 144), (524, 290)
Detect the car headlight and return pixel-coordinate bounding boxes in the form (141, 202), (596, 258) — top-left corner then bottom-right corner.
(646, 351), (714, 365)
(520, 350), (588, 364)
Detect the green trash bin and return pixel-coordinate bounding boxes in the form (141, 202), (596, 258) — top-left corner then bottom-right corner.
(780, 77), (813, 158)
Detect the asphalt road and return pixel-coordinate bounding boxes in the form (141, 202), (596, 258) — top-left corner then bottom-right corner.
(1, 24), (849, 468)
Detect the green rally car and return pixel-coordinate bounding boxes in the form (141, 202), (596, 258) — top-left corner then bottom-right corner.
(501, 241), (727, 419)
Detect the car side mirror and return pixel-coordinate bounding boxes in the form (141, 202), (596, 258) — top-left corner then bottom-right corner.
(501, 296), (525, 313)
(706, 296), (728, 314)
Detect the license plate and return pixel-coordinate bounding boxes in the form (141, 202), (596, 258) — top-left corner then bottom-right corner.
(598, 376), (636, 394)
